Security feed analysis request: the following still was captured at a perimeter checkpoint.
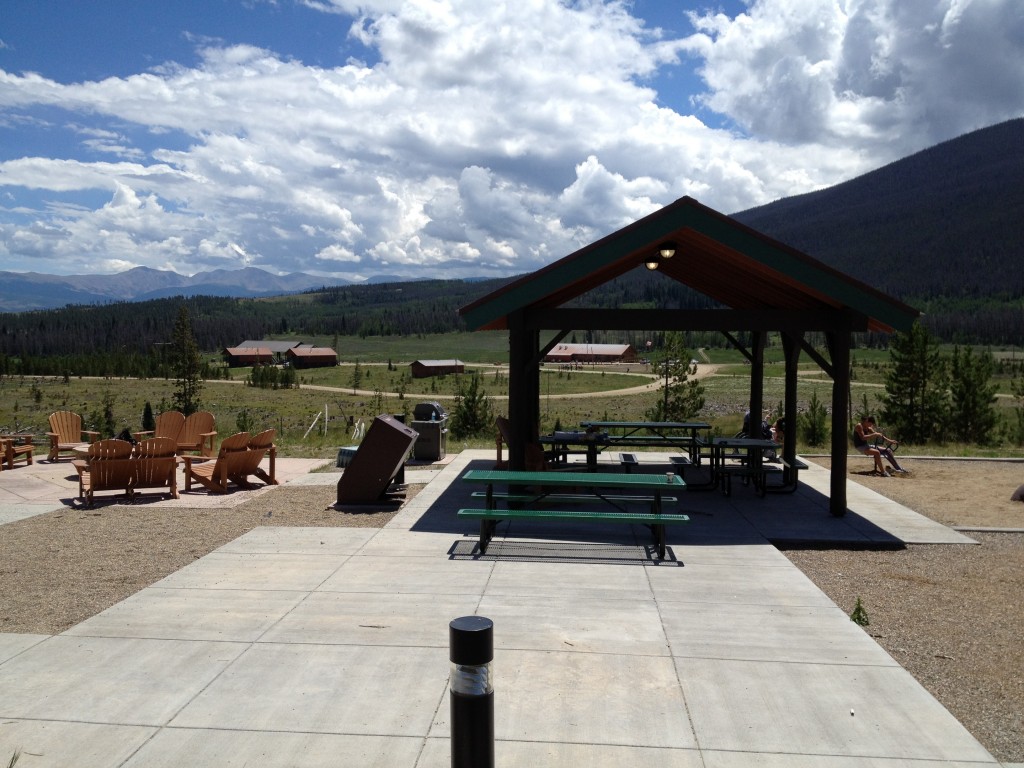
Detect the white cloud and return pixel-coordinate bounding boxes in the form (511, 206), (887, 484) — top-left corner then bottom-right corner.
(0, 0), (1021, 278)
(683, 0), (1024, 152)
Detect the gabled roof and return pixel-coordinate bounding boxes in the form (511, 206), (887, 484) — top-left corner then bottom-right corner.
(460, 196), (919, 335)
(286, 347), (337, 358)
(224, 347), (272, 357)
(239, 340), (303, 353)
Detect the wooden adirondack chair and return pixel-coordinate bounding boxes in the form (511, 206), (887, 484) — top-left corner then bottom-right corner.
(73, 439), (134, 506)
(177, 411), (217, 456)
(47, 411), (100, 462)
(134, 411), (185, 443)
(132, 437), (179, 500)
(1, 434), (34, 471)
(242, 429), (279, 487)
(183, 431), (250, 494)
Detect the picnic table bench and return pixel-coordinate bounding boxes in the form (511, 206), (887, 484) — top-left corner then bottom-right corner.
(764, 457), (809, 494)
(460, 469), (688, 558)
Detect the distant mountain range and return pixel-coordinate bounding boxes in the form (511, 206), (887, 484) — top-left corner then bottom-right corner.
(0, 266), (356, 312)
(3, 118), (1022, 313)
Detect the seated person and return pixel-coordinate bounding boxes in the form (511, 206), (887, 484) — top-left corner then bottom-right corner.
(771, 417), (785, 444)
(853, 415), (905, 475)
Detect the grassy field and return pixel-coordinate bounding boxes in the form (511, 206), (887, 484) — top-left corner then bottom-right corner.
(3, 334), (1022, 460)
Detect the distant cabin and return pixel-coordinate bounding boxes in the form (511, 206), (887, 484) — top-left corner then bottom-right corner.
(411, 359), (465, 378)
(286, 347), (339, 368)
(223, 346), (274, 367)
(237, 339), (303, 364)
(543, 344), (636, 364)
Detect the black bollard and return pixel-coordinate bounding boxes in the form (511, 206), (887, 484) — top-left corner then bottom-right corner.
(449, 616), (494, 768)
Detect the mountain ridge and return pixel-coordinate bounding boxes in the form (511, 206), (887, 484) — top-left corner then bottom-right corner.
(0, 266), (354, 311)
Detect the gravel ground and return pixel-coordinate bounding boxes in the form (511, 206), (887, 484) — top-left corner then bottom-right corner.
(789, 457), (1024, 763)
(1, 458), (1023, 762)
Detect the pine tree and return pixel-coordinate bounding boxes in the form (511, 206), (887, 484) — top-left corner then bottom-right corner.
(449, 372), (493, 439)
(170, 305), (203, 416)
(949, 346), (999, 445)
(141, 401), (155, 432)
(645, 332), (705, 421)
(880, 323), (947, 444)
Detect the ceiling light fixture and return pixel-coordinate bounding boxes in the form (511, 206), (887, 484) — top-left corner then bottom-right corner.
(645, 241), (678, 270)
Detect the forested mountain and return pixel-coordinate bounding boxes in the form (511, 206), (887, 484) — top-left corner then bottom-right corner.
(0, 280), (514, 375)
(733, 118), (1024, 301)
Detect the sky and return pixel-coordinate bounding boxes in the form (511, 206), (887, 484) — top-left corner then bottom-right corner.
(1, 1), (1022, 282)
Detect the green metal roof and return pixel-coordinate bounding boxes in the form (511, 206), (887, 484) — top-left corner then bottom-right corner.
(460, 196), (920, 334)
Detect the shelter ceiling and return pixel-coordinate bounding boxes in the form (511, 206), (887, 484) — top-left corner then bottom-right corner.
(460, 196), (919, 335)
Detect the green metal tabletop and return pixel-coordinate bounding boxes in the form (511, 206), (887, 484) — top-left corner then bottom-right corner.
(462, 469), (685, 489)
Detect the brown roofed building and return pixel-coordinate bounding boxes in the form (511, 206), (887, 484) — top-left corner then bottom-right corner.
(223, 347), (274, 367)
(410, 359), (465, 378)
(543, 343), (636, 363)
(286, 347), (338, 368)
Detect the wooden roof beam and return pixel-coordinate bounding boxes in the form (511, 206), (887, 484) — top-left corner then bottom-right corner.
(525, 308), (869, 333)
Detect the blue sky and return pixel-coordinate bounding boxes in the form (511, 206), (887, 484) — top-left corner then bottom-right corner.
(1, 0), (1021, 280)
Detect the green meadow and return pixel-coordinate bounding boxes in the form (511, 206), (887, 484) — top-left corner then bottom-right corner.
(2, 333), (1021, 459)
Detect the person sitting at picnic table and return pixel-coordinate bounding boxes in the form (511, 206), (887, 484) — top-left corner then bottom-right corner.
(853, 415), (906, 476)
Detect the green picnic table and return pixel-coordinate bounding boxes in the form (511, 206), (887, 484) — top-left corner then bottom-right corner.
(459, 469), (688, 558)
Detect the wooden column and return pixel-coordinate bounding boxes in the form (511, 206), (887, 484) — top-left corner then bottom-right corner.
(747, 331), (766, 434)
(781, 332), (802, 466)
(506, 312), (540, 471)
(826, 328), (851, 517)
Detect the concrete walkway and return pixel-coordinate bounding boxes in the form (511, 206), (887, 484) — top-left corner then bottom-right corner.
(0, 451), (1007, 766)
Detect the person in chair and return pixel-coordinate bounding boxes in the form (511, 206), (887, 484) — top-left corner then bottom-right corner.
(853, 415), (905, 476)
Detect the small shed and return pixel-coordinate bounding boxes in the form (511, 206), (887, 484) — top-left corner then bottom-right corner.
(411, 359), (465, 378)
(286, 347), (338, 368)
(223, 347), (273, 367)
(544, 343), (636, 363)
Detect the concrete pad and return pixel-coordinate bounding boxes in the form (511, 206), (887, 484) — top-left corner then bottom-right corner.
(798, 464), (977, 545)
(356, 528), (469, 557)
(417, 737), (705, 767)
(121, 729), (426, 767)
(661, 602), (899, 665)
(153, 551), (350, 591)
(677, 657), (994, 762)
(702, 753), (996, 768)
(485, 560), (655, 601)
(216, 525), (378, 555)
(0, 502), (63, 525)
(648, 560), (838, 607)
(669, 541), (792, 567)
(170, 643), (449, 736)
(64, 587), (309, 642)
(478, 593), (670, 655)
(0, 636), (247, 726)
(259, 590), (481, 647)
(431, 648), (696, 749)
(0, 720), (157, 768)
(317, 555), (493, 594)
(0, 632), (48, 662)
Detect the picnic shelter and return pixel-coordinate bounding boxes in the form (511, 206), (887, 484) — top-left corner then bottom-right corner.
(459, 196), (920, 517)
